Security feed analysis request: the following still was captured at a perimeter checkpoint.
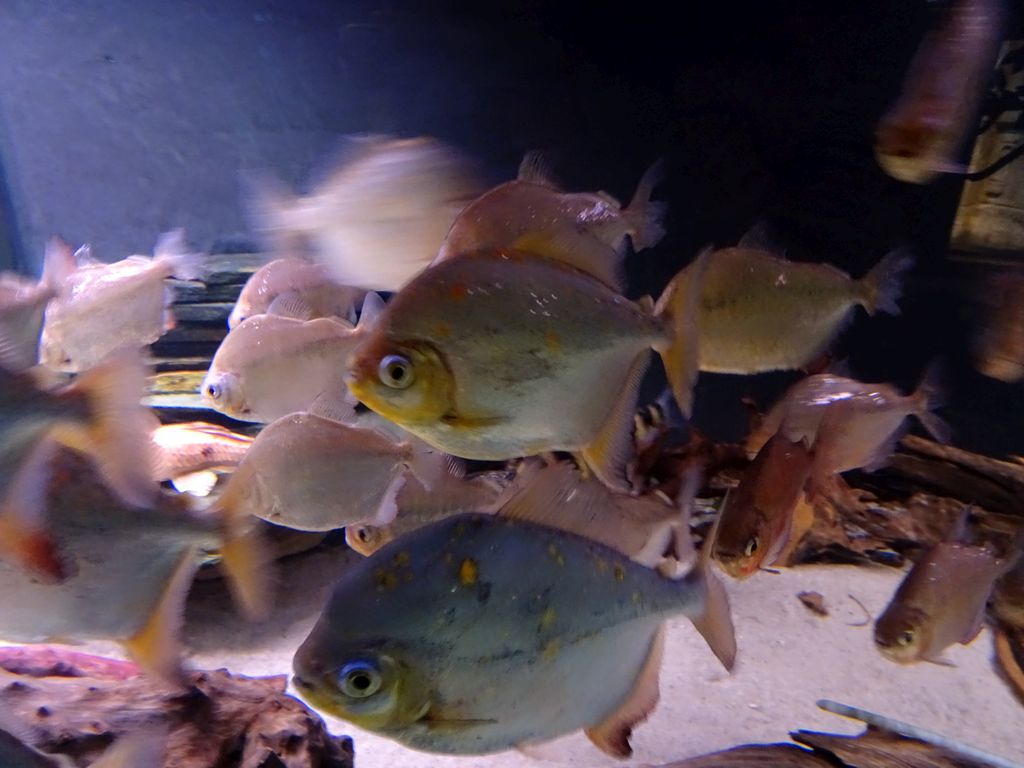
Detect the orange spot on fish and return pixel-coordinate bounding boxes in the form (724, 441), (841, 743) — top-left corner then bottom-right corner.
(613, 564), (626, 582)
(459, 558), (478, 586)
(544, 329), (561, 354)
(393, 551), (411, 567)
(374, 569), (399, 591)
(547, 543), (565, 567)
(450, 283), (467, 301)
(541, 638), (561, 661)
(435, 321), (451, 338)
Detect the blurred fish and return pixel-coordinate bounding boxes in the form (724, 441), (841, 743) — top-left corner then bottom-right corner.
(228, 256), (364, 329)
(345, 470), (508, 557)
(691, 244), (912, 374)
(435, 153), (666, 291)
(0, 351), (156, 580)
(746, 368), (948, 491)
(875, 0), (1008, 184)
(973, 269), (1024, 382)
(0, 238), (76, 371)
(874, 511), (1016, 664)
(202, 295), (381, 422)
(249, 135), (482, 291)
(992, 550), (1024, 630)
(149, 420), (254, 496)
(711, 433), (814, 579)
(214, 398), (457, 532)
(0, 717), (166, 768)
(39, 230), (205, 372)
(293, 512), (732, 757)
(346, 247), (707, 490)
(0, 449), (267, 683)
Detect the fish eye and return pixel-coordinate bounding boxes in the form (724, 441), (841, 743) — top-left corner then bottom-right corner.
(339, 661), (383, 698)
(205, 382), (222, 401)
(743, 537), (760, 557)
(897, 629), (915, 647)
(354, 527), (371, 543)
(378, 354), (414, 389)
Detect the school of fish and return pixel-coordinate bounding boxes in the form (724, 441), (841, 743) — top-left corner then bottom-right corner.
(1, 34), (1022, 761)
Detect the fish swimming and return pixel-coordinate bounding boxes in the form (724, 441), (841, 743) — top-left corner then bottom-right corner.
(972, 269), (1024, 383)
(249, 135), (483, 291)
(746, 368), (948, 491)
(149, 420), (254, 496)
(711, 433), (815, 580)
(0, 351), (156, 580)
(228, 256), (364, 328)
(213, 400), (454, 532)
(435, 153), (666, 291)
(874, 511), (1016, 664)
(293, 512), (732, 758)
(0, 449), (266, 683)
(688, 245), (912, 374)
(875, 0), (1008, 184)
(202, 295), (381, 422)
(346, 247), (706, 490)
(0, 238), (76, 371)
(39, 230), (205, 372)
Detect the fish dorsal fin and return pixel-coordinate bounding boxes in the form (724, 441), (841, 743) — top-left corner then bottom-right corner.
(510, 232), (625, 292)
(516, 150), (561, 189)
(584, 623), (665, 758)
(266, 290), (315, 321)
(73, 243), (100, 266)
(121, 547), (198, 686)
(737, 220), (788, 256)
(356, 291), (385, 332)
(581, 353), (649, 491)
(307, 392), (358, 425)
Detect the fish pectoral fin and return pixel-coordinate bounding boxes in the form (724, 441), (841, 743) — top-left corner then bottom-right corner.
(440, 411), (505, 429)
(580, 353), (649, 493)
(924, 654), (957, 668)
(585, 623), (666, 759)
(121, 547), (198, 686)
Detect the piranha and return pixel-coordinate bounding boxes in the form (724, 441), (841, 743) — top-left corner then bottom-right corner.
(875, 0), (1008, 184)
(39, 230), (206, 372)
(874, 510), (1019, 665)
(227, 256), (364, 329)
(711, 433), (815, 580)
(149, 420), (254, 497)
(0, 350), (156, 580)
(0, 449), (267, 683)
(434, 152), (666, 291)
(248, 135), (483, 291)
(0, 238), (76, 371)
(687, 243), (913, 375)
(202, 295), (381, 422)
(293, 511), (734, 758)
(212, 398), (458, 532)
(746, 367), (949, 492)
(346, 247), (707, 490)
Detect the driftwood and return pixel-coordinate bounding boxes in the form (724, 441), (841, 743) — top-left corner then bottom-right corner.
(652, 743), (834, 767)
(0, 646), (353, 768)
(792, 728), (989, 768)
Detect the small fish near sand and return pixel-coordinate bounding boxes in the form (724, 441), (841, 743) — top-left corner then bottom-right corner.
(435, 152), (667, 291)
(874, 510), (1020, 665)
(689, 243), (913, 376)
(248, 135), (483, 291)
(227, 256), (364, 329)
(346, 247), (707, 490)
(0, 350), (156, 580)
(293, 511), (734, 758)
(0, 449), (267, 684)
(202, 294), (382, 422)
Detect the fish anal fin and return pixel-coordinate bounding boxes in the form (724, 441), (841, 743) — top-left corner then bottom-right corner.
(373, 471), (408, 526)
(691, 560), (738, 671)
(0, 437), (66, 581)
(267, 290), (315, 321)
(121, 548), (197, 686)
(580, 353), (649, 493)
(585, 624), (665, 758)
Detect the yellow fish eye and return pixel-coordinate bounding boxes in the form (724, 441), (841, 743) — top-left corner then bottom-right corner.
(743, 537), (760, 558)
(339, 660), (383, 698)
(378, 354), (415, 389)
(897, 629), (915, 647)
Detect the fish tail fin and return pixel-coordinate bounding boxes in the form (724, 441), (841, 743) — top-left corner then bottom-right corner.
(861, 248), (914, 316)
(912, 360), (952, 444)
(56, 350), (157, 509)
(668, 462), (737, 671)
(0, 438), (66, 581)
(654, 246), (712, 418)
(624, 158), (668, 251)
(121, 548), (196, 686)
(39, 235), (77, 298)
(240, 169), (306, 250)
(154, 229), (208, 281)
(213, 470), (273, 622)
